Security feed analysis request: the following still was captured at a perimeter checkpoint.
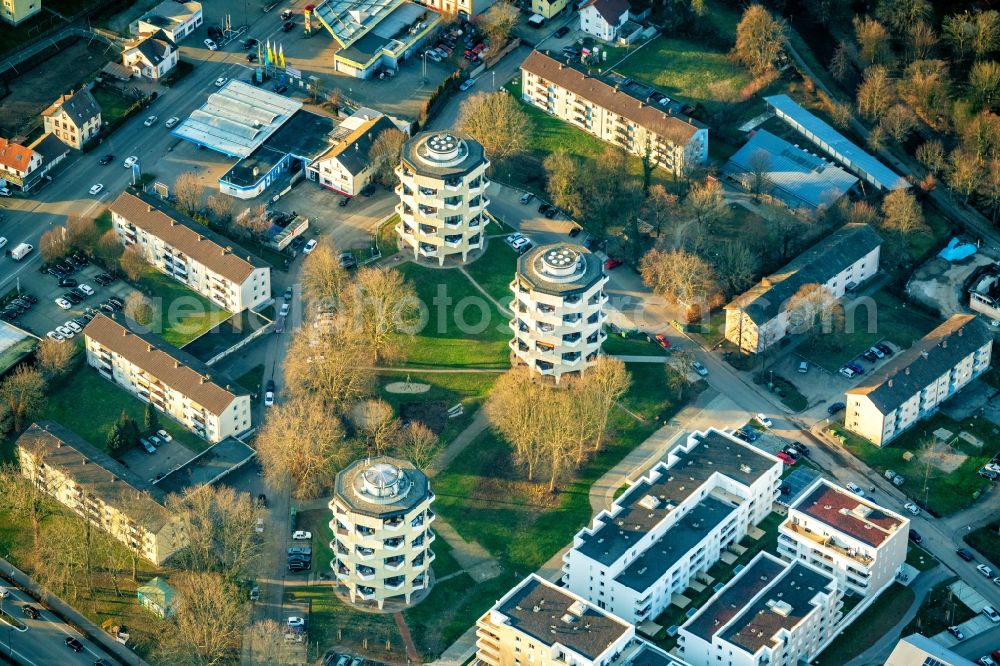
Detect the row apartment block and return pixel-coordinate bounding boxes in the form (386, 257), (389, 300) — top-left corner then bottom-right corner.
(777, 478), (908, 598)
(678, 552), (840, 666)
(395, 132), (490, 265)
(16, 422), (186, 565)
(330, 457), (436, 608)
(476, 574), (690, 666)
(520, 50), (708, 177)
(110, 190), (270, 312)
(724, 223), (882, 354)
(845, 314), (993, 446)
(509, 244), (608, 382)
(84, 314), (251, 443)
(562, 429), (783, 624)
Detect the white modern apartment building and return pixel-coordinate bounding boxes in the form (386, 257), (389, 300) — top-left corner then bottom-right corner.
(110, 190), (271, 313)
(562, 429), (783, 624)
(84, 314), (252, 443)
(724, 223), (882, 354)
(477, 574), (690, 666)
(395, 131), (490, 265)
(509, 244), (608, 382)
(678, 552), (840, 666)
(777, 478), (909, 599)
(845, 314), (993, 446)
(520, 50), (708, 177)
(330, 457), (436, 609)
(16, 422), (185, 565)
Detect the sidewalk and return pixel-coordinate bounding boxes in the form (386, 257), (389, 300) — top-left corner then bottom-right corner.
(0, 555), (153, 666)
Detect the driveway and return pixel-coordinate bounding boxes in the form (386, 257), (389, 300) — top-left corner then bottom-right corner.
(275, 182), (396, 253)
(120, 438), (200, 483)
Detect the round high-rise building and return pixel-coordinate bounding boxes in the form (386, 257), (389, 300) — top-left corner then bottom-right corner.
(329, 456), (436, 609)
(395, 131), (491, 265)
(509, 244), (608, 382)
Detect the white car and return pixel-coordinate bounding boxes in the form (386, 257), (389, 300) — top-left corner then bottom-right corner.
(511, 237), (532, 253)
(691, 361), (708, 377)
(755, 413), (772, 428)
(302, 239), (318, 254)
(46, 331), (65, 342)
(215, 77), (228, 87)
(460, 77), (477, 91)
(280, 303), (290, 317)
(978, 564), (995, 578)
(287, 617), (306, 629)
(846, 482), (866, 497)
(165, 116), (180, 128)
(0, 187), (11, 197)
(0, 237), (7, 250)
(292, 530), (311, 540)
(255, 517), (264, 533)
(838, 366), (857, 378)
(65, 321), (83, 333)
(89, 183), (103, 195)
(55, 298), (72, 310)
(505, 232), (524, 247)
(157, 429), (172, 442)
(144, 115), (158, 127)
(78, 283), (95, 296)
(204, 38), (218, 50)
(983, 605), (1000, 623)
(903, 502), (920, 515)
(55, 325), (74, 338)
(123, 156), (138, 168)
(264, 390), (274, 407)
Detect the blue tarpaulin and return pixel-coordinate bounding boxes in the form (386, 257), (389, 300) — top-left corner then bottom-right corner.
(939, 237), (977, 262)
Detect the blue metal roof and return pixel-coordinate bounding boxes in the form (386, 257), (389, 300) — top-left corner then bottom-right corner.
(724, 129), (858, 209)
(765, 94), (908, 191)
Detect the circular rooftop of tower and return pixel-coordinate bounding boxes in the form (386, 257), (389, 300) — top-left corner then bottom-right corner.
(335, 456), (431, 516)
(516, 243), (605, 296)
(401, 130), (487, 178)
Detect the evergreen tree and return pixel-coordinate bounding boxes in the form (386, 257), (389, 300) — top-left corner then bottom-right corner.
(144, 402), (160, 433)
(106, 421), (126, 453)
(117, 410), (141, 450)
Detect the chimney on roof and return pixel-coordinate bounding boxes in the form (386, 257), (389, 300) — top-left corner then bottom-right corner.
(147, 345), (153, 351)
(921, 351), (929, 359)
(559, 63), (564, 69)
(888, 379), (893, 388)
(942, 340), (948, 348)
(148, 206), (154, 212)
(905, 367), (910, 375)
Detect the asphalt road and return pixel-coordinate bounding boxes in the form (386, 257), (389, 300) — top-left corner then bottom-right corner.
(0, 586), (116, 666)
(954, 624), (1000, 662)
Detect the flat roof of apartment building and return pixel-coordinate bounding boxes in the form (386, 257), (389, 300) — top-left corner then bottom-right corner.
(492, 575), (631, 660)
(725, 223), (882, 326)
(84, 314), (248, 416)
(847, 314), (992, 413)
(155, 438), (256, 496)
(685, 552), (834, 655)
(577, 429), (776, 566)
(792, 479), (905, 547)
(720, 562), (833, 654)
(334, 456), (431, 518)
(521, 50), (706, 146)
(110, 189), (269, 283)
(615, 495), (736, 591)
(400, 131), (486, 179)
(16, 421), (172, 532)
(517, 244), (605, 297)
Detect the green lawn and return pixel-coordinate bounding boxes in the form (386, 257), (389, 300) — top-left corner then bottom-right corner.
(601, 333), (664, 356)
(613, 37), (753, 115)
(294, 508), (334, 575)
(377, 370), (497, 445)
(90, 86), (136, 125)
(829, 414), (998, 516)
(464, 239), (518, 305)
(233, 364), (265, 394)
(432, 363), (693, 571)
(132, 269), (230, 347)
(798, 289), (941, 372)
(901, 580), (977, 649)
(906, 543), (938, 572)
(814, 583), (915, 665)
(965, 522), (1000, 569)
(38, 369), (208, 454)
(429, 531), (463, 579)
(393, 262), (510, 369)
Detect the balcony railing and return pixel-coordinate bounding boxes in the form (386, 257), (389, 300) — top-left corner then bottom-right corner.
(784, 523), (874, 565)
(384, 537), (405, 550)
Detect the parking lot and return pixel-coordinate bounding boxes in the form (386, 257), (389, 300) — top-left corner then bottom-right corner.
(119, 438), (200, 484)
(276, 183), (397, 253)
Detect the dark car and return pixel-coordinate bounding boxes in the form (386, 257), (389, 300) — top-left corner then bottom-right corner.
(779, 484), (790, 495)
(543, 206), (558, 219)
(862, 350), (878, 362)
(909, 530), (923, 544)
(876, 342), (893, 356)
(64, 292), (83, 304)
(957, 548), (975, 561)
(266, 379), (276, 392)
(208, 25), (223, 39)
(291, 236), (307, 250)
(847, 361), (864, 374)
(790, 441), (809, 456)
(65, 637), (84, 652)
(109, 297), (124, 308)
(538, 202), (551, 214)
(21, 604), (40, 619)
(553, 25), (570, 38)
(244, 37), (259, 49)
(273, 83), (288, 94)
(283, 20), (295, 31)
(360, 182), (377, 197)
(258, 493), (267, 507)
(247, 52), (258, 62)
(21, 294), (37, 304)
(99, 153), (115, 165)
(582, 236), (596, 249)
(339, 196), (351, 207)
(568, 226), (582, 237)
(827, 402), (846, 415)
(100, 303), (115, 314)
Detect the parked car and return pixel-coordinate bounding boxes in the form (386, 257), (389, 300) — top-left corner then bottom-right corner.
(459, 77), (477, 91)
(204, 38), (218, 50)
(141, 439), (156, 454)
(875, 342), (893, 356)
(78, 283), (95, 295)
(957, 548), (976, 561)
(123, 156), (138, 168)
(303, 239), (318, 254)
(838, 366), (857, 378)
(55, 298), (72, 310)
(983, 605), (1000, 623)
(904, 502), (920, 515)
(292, 530), (312, 540)
(21, 604), (40, 619)
(755, 413), (772, 428)
(869, 345), (885, 359)
(157, 429), (172, 442)
(512, 237), (532, 253)
(264, 390), (274, 407)
(338, 196), (351, 207)
(505, 233), (524, 247)
(99, 153), (114, 165)
(250, 586), (260, 601)
(143, 115), (158, 127)
(64, 637), (84, 652)
(339, 252), (357, 269)
(148, 435), (164, 447)
(287, 617), (306, 629)
(279, 302), (290, 317)
(790, 441), (809, 456)
(554, 25), (570, 37)
(568, 226), (582, 237)
(737, 428), (759, 442)
(604, 258), (623, 269)
(537, 202), (552, 214)
(776, 452), (796, 465)
(544, 206), (558, 218)
(827, 402), (846, 415)
(845, 482), (865, 496)
(520, 192), (534, 204)
(58, 277), (78, 287)
(862, 350), (878, 362)
(691, 361), (708, 377)
(653, 334), (670, 349)
(847, 361), (864, 374)
(909, 529), (923, 544)
(948, 626), (965, 640)
(978, 564), (995, 578)
(360, 182), (377, 196)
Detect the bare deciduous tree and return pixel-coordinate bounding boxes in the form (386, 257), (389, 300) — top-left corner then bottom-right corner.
(544, 150), (584, 219)
(880, 103), (917, 143)
(916, 140), (947, 174)
(785, 283), (845, 340)
(233, 205), (271, 242)
(300, 240), (348, 307)
(120, 243), (149, 281)
(398, 421), (437, 469)
(970, 60), (1000, 111)
(874, 0), (932, 37)
(284, 328), (375, 408)
(485, 368), (546, 481)
(477, 0), (519, 47)
(907, 20), (937, 61)
(683, 180), (726, 231)
(255, 395), (353, 499)
(0, 366), (46, 433)
(206, 193), (233, 223)
(639, 248), (719, 314)
(857, 65), (894, 120)
(854, 16), (893, 66)
(354, 398), (399, 455)
(368, 127), (408, 188)
(39, 228), (69, 263)
(881, 189), (927, 235)
(458, 91), (531, 162)
(95, 229), (124, 267)
(246, 619), (288, 664)
(124, 291), (157, 326)
(714, 241), (761, 296)
(341, 267), (420, 364)
(156, 572), (250, 666)
(943, 11), (977, 59)
(65, 216), (99, 251)
(36, 338), (79, 379)
(974, 9), (1000, 59)
(580, 357), (630, 453)
(173, 172), (202, 215)
(732, 4), (787, 76)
